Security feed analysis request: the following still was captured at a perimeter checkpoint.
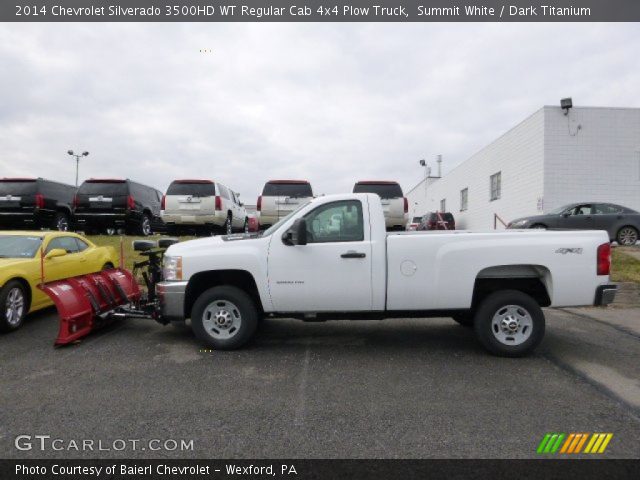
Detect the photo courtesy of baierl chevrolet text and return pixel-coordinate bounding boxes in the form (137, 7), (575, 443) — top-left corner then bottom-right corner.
(0, 1), (639, 479)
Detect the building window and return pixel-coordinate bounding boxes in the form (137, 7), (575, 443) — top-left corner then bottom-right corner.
(460, 188), (468, 211)
(440, 198), (446, 212)
(490, 172), (501, 201)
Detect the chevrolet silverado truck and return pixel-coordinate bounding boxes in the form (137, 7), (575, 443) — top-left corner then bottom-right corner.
(156, 193), (616, 357)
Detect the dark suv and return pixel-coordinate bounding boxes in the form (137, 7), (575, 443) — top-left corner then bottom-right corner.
(0, 177), (76, 231)
(418, 212), (456, 230)
(74, 179), (163, 235)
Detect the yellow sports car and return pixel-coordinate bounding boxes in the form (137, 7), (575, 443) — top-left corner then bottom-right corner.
(0, 231), (119, 332)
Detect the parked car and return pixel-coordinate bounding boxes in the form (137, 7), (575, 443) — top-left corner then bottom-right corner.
(73, 179), (163, 236)
(406, 216), (422, 231)
(0, 231), (119, 332)
(161, 179), (248, 235)
(418, 212), (456, 231)
(0, 177), (76, 231)
(352, 181), (407, 230)
(257, 180), (314, 228)
(157, 193), (616, 357)
(507, 203), (640, 246)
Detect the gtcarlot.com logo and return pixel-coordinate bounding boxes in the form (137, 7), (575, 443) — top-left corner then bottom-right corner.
(14, 435), (194, 452)
(536, 433), (613, 454)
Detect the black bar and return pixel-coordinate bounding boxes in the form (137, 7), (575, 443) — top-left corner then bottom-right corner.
(2, 0), (640, 22)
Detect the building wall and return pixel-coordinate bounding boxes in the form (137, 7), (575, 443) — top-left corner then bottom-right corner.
(544, 106), (640, 212)
(406, 108), (546, 230)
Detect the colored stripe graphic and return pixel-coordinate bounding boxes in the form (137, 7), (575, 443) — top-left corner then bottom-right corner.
(539, 433), (613, 454)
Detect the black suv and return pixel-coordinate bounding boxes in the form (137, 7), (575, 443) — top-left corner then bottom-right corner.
(74, 179), (163, 235)
(0, 177), (76, 231)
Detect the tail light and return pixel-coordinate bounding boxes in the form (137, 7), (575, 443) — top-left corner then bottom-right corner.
(597, 243), (611, 276)
(403, 197), (408, 214)
(160, 195), (166, 210)
(215, 195), (222, 211)
(72, 195), (79, 209)
(127, 195), (135, 210)
(257, 195), (262, 212)
(35, 193), (45, 209)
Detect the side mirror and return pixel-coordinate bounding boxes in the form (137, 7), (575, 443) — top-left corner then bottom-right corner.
(282, 218), (308, 246)
(45, 248), (67, 259)
(562, 212), (570, 218)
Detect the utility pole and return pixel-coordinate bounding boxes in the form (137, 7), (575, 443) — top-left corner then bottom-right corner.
(419, 159), (431, 211)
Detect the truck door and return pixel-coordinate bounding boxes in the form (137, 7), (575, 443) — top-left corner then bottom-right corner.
(268, 199), (373, 312)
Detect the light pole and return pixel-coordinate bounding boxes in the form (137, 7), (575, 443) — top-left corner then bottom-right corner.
(419, 159), (431, 212)
(67, 150), (89, 187)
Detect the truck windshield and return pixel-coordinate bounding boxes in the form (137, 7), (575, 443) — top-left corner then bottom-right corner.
(261, 202), (310, 237)
(0, 235), (42, 258)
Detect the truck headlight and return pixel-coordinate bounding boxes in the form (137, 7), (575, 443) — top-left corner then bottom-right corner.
(510, 220), (528, 228)
(163, 255), (182, 281)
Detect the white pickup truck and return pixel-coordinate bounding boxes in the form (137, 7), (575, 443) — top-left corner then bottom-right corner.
(156, 193), (617, 357)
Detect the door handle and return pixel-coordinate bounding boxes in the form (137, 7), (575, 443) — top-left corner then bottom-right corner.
(341, 251), (366, 259)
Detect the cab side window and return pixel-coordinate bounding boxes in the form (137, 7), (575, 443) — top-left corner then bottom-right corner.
(303, 200), (364, 243)
(75, 238), (89, 252)
(46, 236), (81, 254)
(570, 205), (592, 215)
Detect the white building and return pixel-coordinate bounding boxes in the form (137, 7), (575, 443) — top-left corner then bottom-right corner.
(406, 106), (640, 230)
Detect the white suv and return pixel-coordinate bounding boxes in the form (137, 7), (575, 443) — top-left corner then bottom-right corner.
(257, 180), (314, 228)
(161, 180), (248, 235)
(352, 181), (407, 231)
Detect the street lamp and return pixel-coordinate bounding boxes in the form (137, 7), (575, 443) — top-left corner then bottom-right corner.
(418, 159), (431, 208)
(68, 150), (89, 187)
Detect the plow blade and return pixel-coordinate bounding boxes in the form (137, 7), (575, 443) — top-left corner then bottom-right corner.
(39, 269), (141, 346)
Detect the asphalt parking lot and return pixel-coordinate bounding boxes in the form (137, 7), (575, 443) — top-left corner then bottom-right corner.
(1, 306), (639, 459)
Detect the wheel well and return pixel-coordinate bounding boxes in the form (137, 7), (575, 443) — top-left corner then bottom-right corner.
(617, 225), (638, 234)
(473, 265), (551, 308)
(530, 223), (547, 228)
(184, 270), (262, 319)
(5, 278), (32, 311)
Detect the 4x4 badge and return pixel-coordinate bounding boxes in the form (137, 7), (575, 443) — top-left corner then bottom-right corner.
(555, 248), (583, 255)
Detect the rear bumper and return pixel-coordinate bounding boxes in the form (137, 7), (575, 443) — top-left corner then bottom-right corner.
(0, 210), (54, 227)
(162, 212), (224, 226)
(74, 212), (130, 228)
(594, 284), (618, 306)
(156, 281), (187, 322)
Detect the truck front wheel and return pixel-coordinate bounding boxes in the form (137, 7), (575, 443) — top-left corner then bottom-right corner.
(191, 286), (258, 350)
(474, 290), (545, 357)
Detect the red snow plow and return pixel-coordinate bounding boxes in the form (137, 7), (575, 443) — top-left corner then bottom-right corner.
(39, 238), (178, 346)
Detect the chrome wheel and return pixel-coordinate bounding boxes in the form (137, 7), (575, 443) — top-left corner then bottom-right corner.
(141, 217), (151, 236)
(491, 305), (533, 346)
(202, 300), (242, 340)
(244, 219), (249, 233)
(618, 227), (638, 246)
(105, 228), (116, 236)
(56, 215), (69, 231)
(5, 287), (25, 327)
(226, 216), (233, 235)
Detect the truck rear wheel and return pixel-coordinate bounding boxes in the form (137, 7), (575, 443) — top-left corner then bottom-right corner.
(473, 290), (545, 357)
(191, 286), (258, 350)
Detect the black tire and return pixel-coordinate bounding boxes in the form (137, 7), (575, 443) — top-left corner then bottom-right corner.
(138, 214), (152, 236)
(0, 280), (28, 333)
(102, 263), (114, 271)
(243, 218), (249, 233)
(53, 212), (70, 231)
(473, 290), (545, 357)
(191, 286), (258, 350)
(452, 312), (474, 327)
(616, 226), (638, 246)
(530, 224), (547, 230)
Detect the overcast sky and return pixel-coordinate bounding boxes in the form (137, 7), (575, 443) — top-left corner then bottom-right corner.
(0, 23), (638, 202)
